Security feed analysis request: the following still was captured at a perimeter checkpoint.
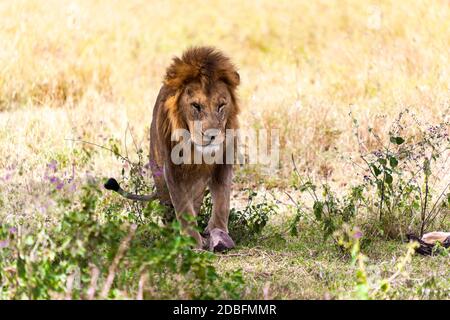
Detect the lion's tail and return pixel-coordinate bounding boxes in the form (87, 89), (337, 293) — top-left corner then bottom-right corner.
(104, 178), (157, 202)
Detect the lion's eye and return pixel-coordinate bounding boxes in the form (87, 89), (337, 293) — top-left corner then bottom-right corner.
(218, 103), (226, 112)
(191, 103), (201, 112)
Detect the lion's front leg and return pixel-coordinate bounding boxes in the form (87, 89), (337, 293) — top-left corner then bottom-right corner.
(164, 165), (206, 249)
(206, 164), (235, 251)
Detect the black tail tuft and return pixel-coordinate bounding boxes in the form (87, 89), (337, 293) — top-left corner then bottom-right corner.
(104, 178), (120, 192)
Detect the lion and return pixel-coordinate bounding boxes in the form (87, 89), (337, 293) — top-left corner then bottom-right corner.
(105, 47), (240, 252)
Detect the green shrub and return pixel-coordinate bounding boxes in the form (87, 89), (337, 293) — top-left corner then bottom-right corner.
(352, 109), (450, 238)
(289, 109), (450, 244)
(199, 189), (277, 244)
(0, 181), (244, 300)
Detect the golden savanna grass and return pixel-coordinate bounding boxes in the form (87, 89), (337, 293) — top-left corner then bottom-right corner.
(0, 0), (449, 299)
(1, 1), (449, 183)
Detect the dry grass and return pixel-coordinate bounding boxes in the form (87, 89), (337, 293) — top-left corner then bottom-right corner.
(1, 0), (449, 180)
(0, 0), (449, 299)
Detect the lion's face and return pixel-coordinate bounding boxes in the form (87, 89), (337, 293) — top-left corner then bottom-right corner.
(178, 81), (233, 154)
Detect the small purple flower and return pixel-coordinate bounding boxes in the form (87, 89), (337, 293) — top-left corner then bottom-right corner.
(56, 182), (64, 190)
(49, 176), (58, 184)
(0, 240), (9, 248)
(353, 231), (363, 239)
(9, 227), (17, 234)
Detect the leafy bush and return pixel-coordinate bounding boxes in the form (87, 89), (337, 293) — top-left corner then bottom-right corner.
(0, 181), (244, 300)
(199, 189), (277, 244)
(288, 156), (366, 246)
(289, 110), (450, 243)
(352, 109), (450, 238)
(289, 173), (365, 243)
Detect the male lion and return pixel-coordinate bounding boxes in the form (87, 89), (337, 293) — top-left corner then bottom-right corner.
(105, 47), (240, 252)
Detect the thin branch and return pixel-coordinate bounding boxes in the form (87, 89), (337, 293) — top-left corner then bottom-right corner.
(137, 271), (148, 300)
(65, 138), (130, 164)
(86, 264), (100, 300)
(100, 224), (137, 299)
(64, 273), (75, 300)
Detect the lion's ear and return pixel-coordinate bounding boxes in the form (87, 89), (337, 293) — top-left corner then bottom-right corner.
(220, 70), (240, 89)
(165, 58), (199, 90)
(232, 71), (240, 86)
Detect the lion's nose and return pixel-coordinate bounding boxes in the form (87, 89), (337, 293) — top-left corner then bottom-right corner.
(203, 130), (220, 144)
(205, 132), (217, 142)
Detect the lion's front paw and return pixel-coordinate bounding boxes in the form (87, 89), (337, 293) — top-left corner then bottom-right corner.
(208, 228), (235, 252)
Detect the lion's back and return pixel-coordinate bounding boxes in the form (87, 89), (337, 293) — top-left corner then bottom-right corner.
(149, 86), (172, 205)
